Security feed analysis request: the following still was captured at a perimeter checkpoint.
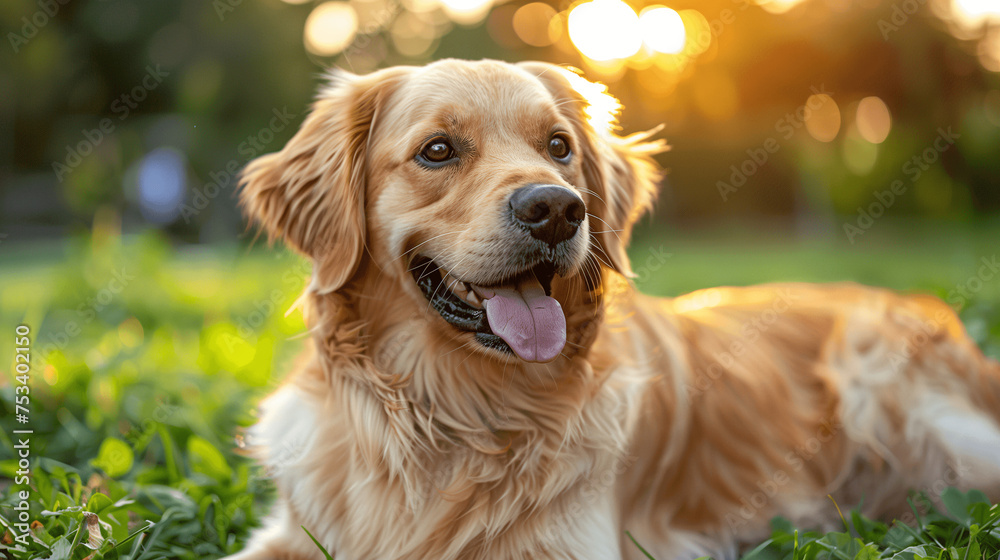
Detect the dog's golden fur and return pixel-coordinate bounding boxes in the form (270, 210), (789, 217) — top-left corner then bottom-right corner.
(226, 59), (1000, 560)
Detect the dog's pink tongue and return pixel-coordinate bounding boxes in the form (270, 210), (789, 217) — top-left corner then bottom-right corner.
(481, 277), (566, 363)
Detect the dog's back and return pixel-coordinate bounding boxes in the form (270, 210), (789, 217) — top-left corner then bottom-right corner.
(601, 282), (1000, 559)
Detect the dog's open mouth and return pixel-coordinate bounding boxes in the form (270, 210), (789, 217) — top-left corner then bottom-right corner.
(411, 256), (566, 363)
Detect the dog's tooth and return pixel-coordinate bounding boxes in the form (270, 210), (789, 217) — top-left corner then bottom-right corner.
(465, 290), (482, 307)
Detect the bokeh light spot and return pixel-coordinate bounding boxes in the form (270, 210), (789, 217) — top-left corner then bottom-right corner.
(402, 0), (440, 13)
(119, 317), (145, 348)
(391, 11), (437, 57)
(439, 0), (493, 25)
(678, 10), (711, 57)
(804, 94), (841, 142)
(639, 7), (686, 55)
(568, 0), (642, 61)
(305, 2), (359, 56)
(856, 96), (892, 144)
(487, 4), (521, 48)
(44, 364), (59, 386)
(351, 0), (397, 32)
(513, 3), (560, 47)
(952, 0), (1000, 26)
(137, 147), (187, 225)
(755, 0), (808, 14)
(977, 30), (1000, 72)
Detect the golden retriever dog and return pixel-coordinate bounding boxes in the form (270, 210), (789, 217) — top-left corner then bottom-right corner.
(226, 59), (1000, 560)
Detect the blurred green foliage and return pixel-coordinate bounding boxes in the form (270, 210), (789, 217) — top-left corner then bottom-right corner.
(0, 230), (308, 558)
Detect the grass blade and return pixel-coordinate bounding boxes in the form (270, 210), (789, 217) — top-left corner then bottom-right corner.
(626, 530), (659, 560)
(302, 526), (336, 560)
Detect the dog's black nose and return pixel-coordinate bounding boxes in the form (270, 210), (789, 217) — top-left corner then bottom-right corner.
(509, 184), (586, 246)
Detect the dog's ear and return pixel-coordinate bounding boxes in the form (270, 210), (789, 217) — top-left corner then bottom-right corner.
(239, 67), (408, 294)
(518, 62), (665, 278)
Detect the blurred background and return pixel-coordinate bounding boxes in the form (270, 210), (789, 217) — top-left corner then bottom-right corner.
(2, 0), (1000, 239)
(2, 1), (1000, 557)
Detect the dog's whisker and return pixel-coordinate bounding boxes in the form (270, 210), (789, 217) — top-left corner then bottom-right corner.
(500, 352), (514, 422)
(398, 231), (464, 262)
(541, 363), (558, 392)
(410, 236), (470, 281)
(586, 213), (626, 245)
(577, 187), (606, 205)
(588, 245), (616, 272)
(441, 338), (475, 360)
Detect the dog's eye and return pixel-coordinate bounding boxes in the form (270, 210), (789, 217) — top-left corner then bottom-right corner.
(417, 138), (457, 167)
(548, 134), (571, 162)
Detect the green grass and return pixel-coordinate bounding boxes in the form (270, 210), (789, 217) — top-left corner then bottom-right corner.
(1, 223), (999, 559)
(737, 489), (1000, 560)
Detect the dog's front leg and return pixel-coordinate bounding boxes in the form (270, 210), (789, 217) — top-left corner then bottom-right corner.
(534, 491), (624, 560)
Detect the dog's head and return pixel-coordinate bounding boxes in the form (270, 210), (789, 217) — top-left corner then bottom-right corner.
(241, 59), (662, 364)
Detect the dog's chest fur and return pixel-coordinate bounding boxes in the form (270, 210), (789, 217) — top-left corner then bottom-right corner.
(252, 346), (636, 560)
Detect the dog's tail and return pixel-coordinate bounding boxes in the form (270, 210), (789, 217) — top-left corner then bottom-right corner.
(905, 293), (1000, 415)
(981, 356), (1000, 424)
(903, 294), (1000, 478)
